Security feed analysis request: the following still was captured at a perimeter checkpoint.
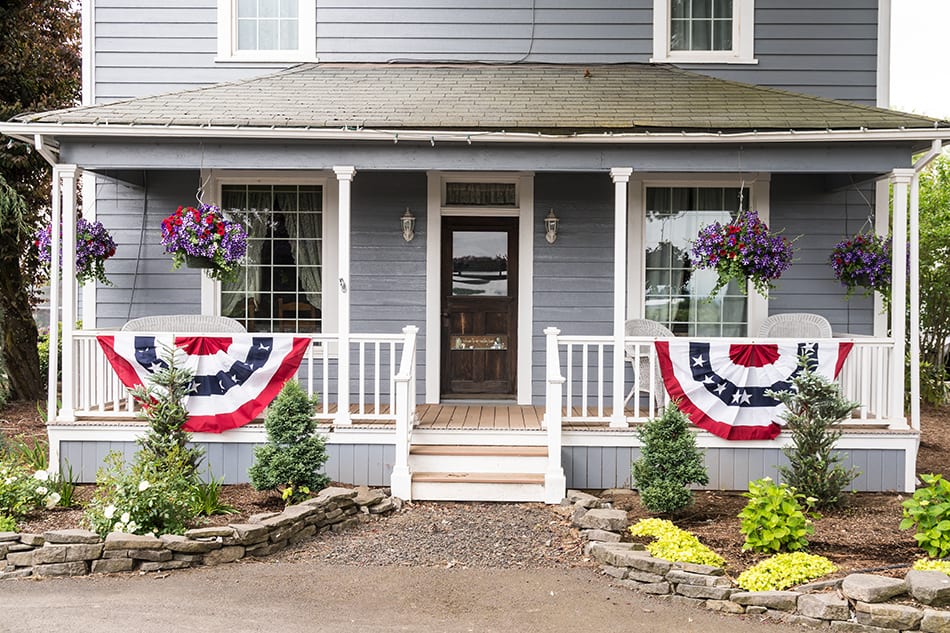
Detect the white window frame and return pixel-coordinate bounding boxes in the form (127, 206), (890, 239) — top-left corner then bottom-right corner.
(200, 169), (337, 336)
(627, 173), (770, 336)
(425, 172), (535, 405)
(216, 0), (317, 63)
(652, 0), (756, 64)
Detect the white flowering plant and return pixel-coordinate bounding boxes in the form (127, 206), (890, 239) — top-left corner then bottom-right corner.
(0, 460), (62, 526)
(83, 448), (199, 538)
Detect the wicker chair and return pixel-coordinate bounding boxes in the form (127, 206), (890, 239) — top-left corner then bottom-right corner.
(121, 314), (247, 333)
(756, 313), (832, 338)
(623, 318), (675, 407)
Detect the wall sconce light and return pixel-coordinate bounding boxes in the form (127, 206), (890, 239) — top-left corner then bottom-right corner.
(544, 209), (559, 244)
(401, 208), (415, 242)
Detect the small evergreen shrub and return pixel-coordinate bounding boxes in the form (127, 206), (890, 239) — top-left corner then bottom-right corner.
(629, 518), (725, 567)
(901, 473), (950, 558)
(736, 552), (838, 591)
(913, 558), (950, 574)
(249, 381), (329, 504)
(766, 355), (859, 509)
(739, 477), (818, 553)
(631, 404), (708, 515)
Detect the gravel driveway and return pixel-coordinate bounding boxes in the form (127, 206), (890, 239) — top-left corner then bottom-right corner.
(0, 502), (803, 633)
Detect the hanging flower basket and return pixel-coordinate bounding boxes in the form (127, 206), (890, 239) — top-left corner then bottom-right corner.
(829, 232), (892, 307)
(35, 218), (117, 286)
(690, 211), (794, 297)
(161, 204), (248, 282)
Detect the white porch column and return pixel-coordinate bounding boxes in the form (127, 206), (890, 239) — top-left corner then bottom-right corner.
(610, 167), (633, 428)
(334, 166), (356, 425)
(909, 173), (921, 431)
(46, 168), (63, 421)
(890, 168), (913, 427)
(57, 165), (81, 423)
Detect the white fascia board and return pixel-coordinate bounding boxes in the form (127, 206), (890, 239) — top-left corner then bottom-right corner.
(1, 123), (949, 145)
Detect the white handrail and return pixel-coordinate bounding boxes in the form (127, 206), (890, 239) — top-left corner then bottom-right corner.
(543, 327), (567, 504)
(390, 325), (418, 501)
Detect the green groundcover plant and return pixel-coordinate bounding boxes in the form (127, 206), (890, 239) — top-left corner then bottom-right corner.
(629, 517), (725, 568)
(913, 558), (950, 575)
(900, 473), (950, 558)
(737, 552), (838, 591)
(739, 477), (818, 553)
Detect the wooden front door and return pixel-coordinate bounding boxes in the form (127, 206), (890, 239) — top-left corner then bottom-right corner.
(441, 217), (518, 398)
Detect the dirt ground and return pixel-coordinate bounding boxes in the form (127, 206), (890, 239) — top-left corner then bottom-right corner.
(0, 563), (808, 633)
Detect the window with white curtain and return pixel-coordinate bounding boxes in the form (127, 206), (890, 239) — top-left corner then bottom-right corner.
(644, 186), (749, 336)
(219, 184), (323, 333)
(652, 0), (755, 63)
(236, 0), (299, 51)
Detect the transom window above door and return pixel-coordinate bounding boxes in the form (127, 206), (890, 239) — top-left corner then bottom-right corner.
(644, 186), (749, 337)
(219, 184), (323, 334)
(652, 0), (755, 63)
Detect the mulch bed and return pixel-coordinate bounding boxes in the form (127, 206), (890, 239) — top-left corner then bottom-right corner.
(2, 399), (948, 577)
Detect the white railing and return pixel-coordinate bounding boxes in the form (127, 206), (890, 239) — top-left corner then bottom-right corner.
(546, 331), (900, 428)
(68, 329), (416, 426)
(390, 325), (418, 501)
(542, 327), (567, 503)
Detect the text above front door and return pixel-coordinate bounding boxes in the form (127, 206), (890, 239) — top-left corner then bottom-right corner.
(441, 217), (518, 398)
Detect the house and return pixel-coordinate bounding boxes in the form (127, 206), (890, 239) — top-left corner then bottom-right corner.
(1, 0), (947, 502)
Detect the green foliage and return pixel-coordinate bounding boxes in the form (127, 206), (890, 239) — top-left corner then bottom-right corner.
(83, 448), (199, 538)
(766, 356), (859, 509)
(5, 434), (49, 471)
(0, 514), (16, 531)
(739, 478), (818, 553)
(736, 552), (838, 591)
(900, 473), (950, 558)
(128, 345), (204, 475)
(628, 518), (725, 567)
(37, 324), (63, 385)
(191, 476), (237, 517)
(913, 558), (950, 574)
(919, 155), (950, 404)
(632, 404), (709, 515)
(0, 459), (61, 520)
(51, 462), (77, 507)
(249, 381), (329, 504)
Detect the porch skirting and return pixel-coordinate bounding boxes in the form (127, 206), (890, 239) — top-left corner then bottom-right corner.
(49, 421), (918, 493)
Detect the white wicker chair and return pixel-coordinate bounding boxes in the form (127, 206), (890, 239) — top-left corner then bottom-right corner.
(757, 313), (832, 338)
(121, 314), (247, 333)
(623, 318), (675, 407)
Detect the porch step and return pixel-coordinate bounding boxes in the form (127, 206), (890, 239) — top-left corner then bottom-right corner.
(410, 445), (547, 457)
(410, 472), (546, 502)
(408, 444), (548, 475)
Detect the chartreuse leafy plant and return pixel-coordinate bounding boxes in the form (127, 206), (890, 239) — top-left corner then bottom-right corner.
(249, 380), (329, 505)
(736, 553), (838, 591)
(913, 558), (950, 574)
(631, 404), (708, 515)
(767, 356), (859, 510)
(629, 518), (725, 568)
(739, 478), (819, 553)
(900, 473), (950, 558)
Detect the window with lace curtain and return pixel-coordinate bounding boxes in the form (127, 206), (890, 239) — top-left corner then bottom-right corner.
(644, 186), (749, 336)
(219, 184), (323, 333)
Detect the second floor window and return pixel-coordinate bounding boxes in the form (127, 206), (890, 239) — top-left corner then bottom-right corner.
(671, 0), (733, 52)
(237, 0), (298, 51)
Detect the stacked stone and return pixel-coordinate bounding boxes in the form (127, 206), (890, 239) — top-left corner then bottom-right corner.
(565, 490), (950, 632)
(0, 486), (397, 580)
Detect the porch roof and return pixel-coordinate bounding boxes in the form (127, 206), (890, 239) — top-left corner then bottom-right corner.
(13, 63), (946, 135)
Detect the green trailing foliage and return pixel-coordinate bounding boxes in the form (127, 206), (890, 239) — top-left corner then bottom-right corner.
(629, 518), (725, 567)
(766, 355), (859, 510)
(736, 552), (838, 591)
(739, 477), (819, 553)
(249, 381), (329, 504)
(900, 473), (950, 559)
(631, 403), (709, 515)
(913, 558), (950, 575)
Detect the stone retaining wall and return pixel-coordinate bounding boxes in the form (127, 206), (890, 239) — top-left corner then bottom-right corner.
(566, 491), (950, 633)
(0, 486), (396, 580)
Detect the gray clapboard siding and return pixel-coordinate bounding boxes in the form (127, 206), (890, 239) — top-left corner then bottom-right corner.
(768, 174), (876, 335)
(60, 439), (394, 486)
(563, 446), (906, 492)
(93, 0), (878, 105)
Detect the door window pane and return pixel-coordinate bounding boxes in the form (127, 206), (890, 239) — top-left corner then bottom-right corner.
(452, 231), (508, 297)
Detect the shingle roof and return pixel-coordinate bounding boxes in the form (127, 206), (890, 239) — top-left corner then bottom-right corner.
(18, 63), (945, 133)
